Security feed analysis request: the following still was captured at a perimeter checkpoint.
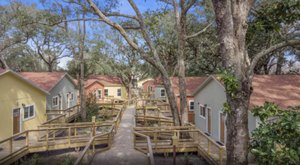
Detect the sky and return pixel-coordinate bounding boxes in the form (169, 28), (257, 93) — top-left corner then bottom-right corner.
(1, 0), (162, 69)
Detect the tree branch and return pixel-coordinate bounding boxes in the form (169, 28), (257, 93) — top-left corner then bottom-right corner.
(185, 22), (213, 39)
(249, 40), (300, 75)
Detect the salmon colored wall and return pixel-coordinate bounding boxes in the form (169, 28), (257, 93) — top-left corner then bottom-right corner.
(85, 82), (104, 102)
(142, 80), (154, 92)
(0, 73), (47, 141)
(176, 96), (195, 123)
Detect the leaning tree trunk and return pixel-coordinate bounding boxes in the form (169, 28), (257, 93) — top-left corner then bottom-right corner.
(212, 0), (254, 164)
(161, 74), (182, 126)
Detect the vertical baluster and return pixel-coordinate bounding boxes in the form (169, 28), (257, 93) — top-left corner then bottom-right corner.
(207, 139), (211, 155)
(219, 148), (223, 165)
(68, 127), (71, 147)
(26, 131), (29, 146)
(46, 129), (49, 150)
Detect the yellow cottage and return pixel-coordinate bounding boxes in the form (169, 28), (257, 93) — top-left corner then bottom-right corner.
(0, 69), (48, 141)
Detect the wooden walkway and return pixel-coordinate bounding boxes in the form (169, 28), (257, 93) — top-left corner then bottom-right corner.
(91, 106), (149, 165)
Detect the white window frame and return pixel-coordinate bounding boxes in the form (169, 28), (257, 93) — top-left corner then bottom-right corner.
(160, 88), (166, 97)
(104, 89), (108, 97)
(69, 92), (74, 101)
(117, 88), (121, 97)
(97, 89), (102, 99)
(199, 104), (206, 118)
(189, 100), (195, 111)
(52, 96), (59, 107)
(23, 104), (35, 120)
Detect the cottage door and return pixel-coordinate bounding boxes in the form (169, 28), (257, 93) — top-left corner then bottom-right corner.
(13, 108), (21, 134)
(207, 108), (212, 134)
(220, 113), (225, 143)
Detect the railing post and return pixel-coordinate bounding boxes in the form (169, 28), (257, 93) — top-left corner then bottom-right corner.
(219, 148), (223, 165)
(26, 131), (29, 146)
(207, 139), (210, 155)
(9, 138), (12, 154)
(74, 128), (77, 137)
(46, 129), (49, 150)
(68, 127), (71, 147)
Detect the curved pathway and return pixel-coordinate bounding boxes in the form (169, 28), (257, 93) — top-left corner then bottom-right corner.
(92, 106), (148, 165)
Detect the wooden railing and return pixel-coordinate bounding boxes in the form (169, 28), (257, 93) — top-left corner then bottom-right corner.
(133, 132), (155, 165)
(0, 124), (113, 165)
(46, 105), (80, 123)
(74, 125), (115, 165)
(0, 101), (127, 165)
(133, 126), (226, 165)
(74, 102), (126, 165)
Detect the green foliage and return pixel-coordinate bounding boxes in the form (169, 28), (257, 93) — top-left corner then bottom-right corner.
(61, 155), (74, 165)
(219, 71), (239, 98)
(252, 0), (300, 32)
(250, 103), (300, 164)
(20, 154), (40, 165)
(86, 94), (99, 122)
(252, 102), (280, 123)
(223, 102), (232, 114)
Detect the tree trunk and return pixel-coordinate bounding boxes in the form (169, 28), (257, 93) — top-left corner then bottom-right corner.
(275, 51), (284, 74)
(225, 79), (251, 164)
(174, 1), (188, 124)
(48, 63), (53, 72)
(78, 11), (86, 121)
(0, 56), (8, 69)
(161, 74), (181, 126)
(212, 0), (254, 164)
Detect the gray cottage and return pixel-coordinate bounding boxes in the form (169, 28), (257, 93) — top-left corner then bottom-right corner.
(20, 72), (78, 110)
(193, 75), (300, 145)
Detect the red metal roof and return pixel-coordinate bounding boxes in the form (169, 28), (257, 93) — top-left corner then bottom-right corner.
(250, 75), (300, 108)
(169, 77), (207, 96)
(0, 68), (6, 74)
(20, 72), (66, 92)
(88, 75), (123, 85)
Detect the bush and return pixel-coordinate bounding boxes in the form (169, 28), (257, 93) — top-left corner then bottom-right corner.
(250, 102), (300, 164)
(86, 93), (99, 122)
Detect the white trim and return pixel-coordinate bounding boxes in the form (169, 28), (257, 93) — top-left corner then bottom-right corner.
(52, 96), (59, 107)
(117, 88), (122, 97)
(69, 92), (74, 101)
(189, 100), (195, 111)
(12, 107), (22, 135)
(104, 89), (108, 97)
(95, 89), (102, 99)
(23, 104), (35, 121)
(199, 104), (206, 119)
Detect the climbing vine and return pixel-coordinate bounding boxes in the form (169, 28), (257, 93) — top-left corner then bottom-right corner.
(219, 71), (240, 113)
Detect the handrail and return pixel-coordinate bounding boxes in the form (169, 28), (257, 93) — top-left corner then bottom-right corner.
(134, 131), (155, 165)
(74, 125), (115, 165)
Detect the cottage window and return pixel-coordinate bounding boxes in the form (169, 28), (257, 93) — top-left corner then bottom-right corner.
(97, 89), (102, 99)
(160, 89), (166, 97)
(52, 96), (58, 106)
(104, 89), (108, 96)
(200, 105), (206, 118)
(189, 101), (195, 111)
(117, 88), (121, 96)
(69, 93), (74, 100)
(24, 105), (34, 119)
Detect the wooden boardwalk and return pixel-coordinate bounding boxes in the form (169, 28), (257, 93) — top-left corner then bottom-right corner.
(91, 106), (149, 165)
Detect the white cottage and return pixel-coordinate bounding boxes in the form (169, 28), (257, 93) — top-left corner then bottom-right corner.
(193, 75), (300, 145)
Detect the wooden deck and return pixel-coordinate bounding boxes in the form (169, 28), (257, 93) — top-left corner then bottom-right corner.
(0, 102), (127, 165)
(133, 99), (226, 165)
